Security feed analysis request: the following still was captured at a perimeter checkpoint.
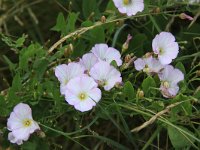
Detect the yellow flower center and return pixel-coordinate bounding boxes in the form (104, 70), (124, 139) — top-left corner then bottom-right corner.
(23, 119), (32, 127)
(123, 0), (130, 5)
(163, 81), (170, 88)
(79, 93), (87, 101)
(143, 65), (150, 73)
(159, 47), (164, 54)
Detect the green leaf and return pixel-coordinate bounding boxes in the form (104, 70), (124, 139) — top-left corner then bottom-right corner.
(21, 141), (37, 150)
(66, 12), (79, 34)
(90, 26), (105, 44)
(2, 55), (16, 72)
(129, 34), (147, 56)
(12, 73), (22, 91)
(168, 125), (195, 149)
(51, 12), (67, 35)
(175, 62), (186, 75)
(82, 0), (98, 19)
(0, 95), (9, 116)
(123, 81), (135, 100)
(142, 76), (156, 96)
(33, 58), (49, 79)
(19, 43), (44, 71)
(15, 34), (27, 47)
(172, 94), (192, 116)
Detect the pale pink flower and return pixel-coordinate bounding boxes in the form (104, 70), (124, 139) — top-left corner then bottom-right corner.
(134, 56), (164, 74)
(158, 65), (184, 98)
(90, 61), (122, 91)
(7, 103), (40, 145)
(152, 32), (179, 65)
(91, 44), (122, 66)
(8, 132), (23, 145)
(55, 62), (85, 95)
(64, 75), (101, 112)
(113, 0), (144, 16)
(79, 53), (98, 71)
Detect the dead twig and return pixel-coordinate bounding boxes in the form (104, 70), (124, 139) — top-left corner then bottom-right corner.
(131, 101), (183, 132)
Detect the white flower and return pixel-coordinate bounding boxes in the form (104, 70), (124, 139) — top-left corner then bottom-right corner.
(79, 53), (99, 71)
(91, 43), (122, 66)
(7, 103), (40, 145)
(152, 32), (179, 65)
(64, 75), (102, 112)
(113, 0), (144, 16)
(90, 61), (122, 91)
(158, 65), (184, 98)
(55, 62), (85, 95)
(134, 56), (164, 74)
(8, 132), (23, 145)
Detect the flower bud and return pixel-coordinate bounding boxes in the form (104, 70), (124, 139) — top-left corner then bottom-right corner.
(196, 70), (200, 76)
(101, 16), (106, 23)
(179, 13), (193, 21)
(124, 54), (132, 63)
(137, 89), (144, 99)
(122, 34), (132, 53)
(64, 44), (73, 57)
(37, 130), (46, 138)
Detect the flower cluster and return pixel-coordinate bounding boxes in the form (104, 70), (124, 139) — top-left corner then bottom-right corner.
(55, 43), (122, 112)
(134, 32), (184, 98)
(7, 103), (40, 145)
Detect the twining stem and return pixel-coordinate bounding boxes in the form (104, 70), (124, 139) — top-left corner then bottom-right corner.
(47, 11), (178, 54)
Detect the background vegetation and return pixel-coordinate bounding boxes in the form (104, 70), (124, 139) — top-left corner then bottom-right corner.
(0, 0), (200, 149)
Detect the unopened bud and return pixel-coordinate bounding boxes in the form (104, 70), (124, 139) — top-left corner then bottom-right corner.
(179, 13), (193, 21)
(144, 52), (152, 58)
(116, 20), (124, 26)
(115, 82), (123, 89)
(122, 34), (132, 53)
(0, 90), (7, 96)
(64, 44), (73, 57)
(155, 7), (160, 13)
(101, 16), (106, 23)
(196, 70), (200, 76)
(124, 54), (132, 63)
(152, 7), (160, 14)
(137, 89), (144, 99)
(37, 130), (46, 138)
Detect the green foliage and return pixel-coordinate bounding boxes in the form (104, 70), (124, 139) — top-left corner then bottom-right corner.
(168, 125), (195, 149)
(123, 81), (135, 101)
(142, 76), (156, 96)
(0, 0), (200, 149)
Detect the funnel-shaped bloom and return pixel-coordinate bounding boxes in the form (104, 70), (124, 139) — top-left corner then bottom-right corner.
(91, 44), (122, 66)
(113, 0), (144, 16)
(55, 62), (85, 95)
(158, 65), (184, 98)
(79, 53), (99, 71)
(90, 61), (122, 91)
(64, 75), (101, 112)
(152, 32), (179, 65)
(134, 56), (164, 74)
(7, 103), (40, 145)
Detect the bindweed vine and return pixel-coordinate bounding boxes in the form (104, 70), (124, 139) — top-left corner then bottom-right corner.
(0, 0), (200, 149)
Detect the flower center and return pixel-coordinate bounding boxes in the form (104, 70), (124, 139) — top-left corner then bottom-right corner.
(159, 47), (164, 55)
(143, 65), (150, 73)
(23, 119), (32, 127)
(123, 0), (131, 5)
(79, 93), (87, 101)
(162, 81), (170, 88)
